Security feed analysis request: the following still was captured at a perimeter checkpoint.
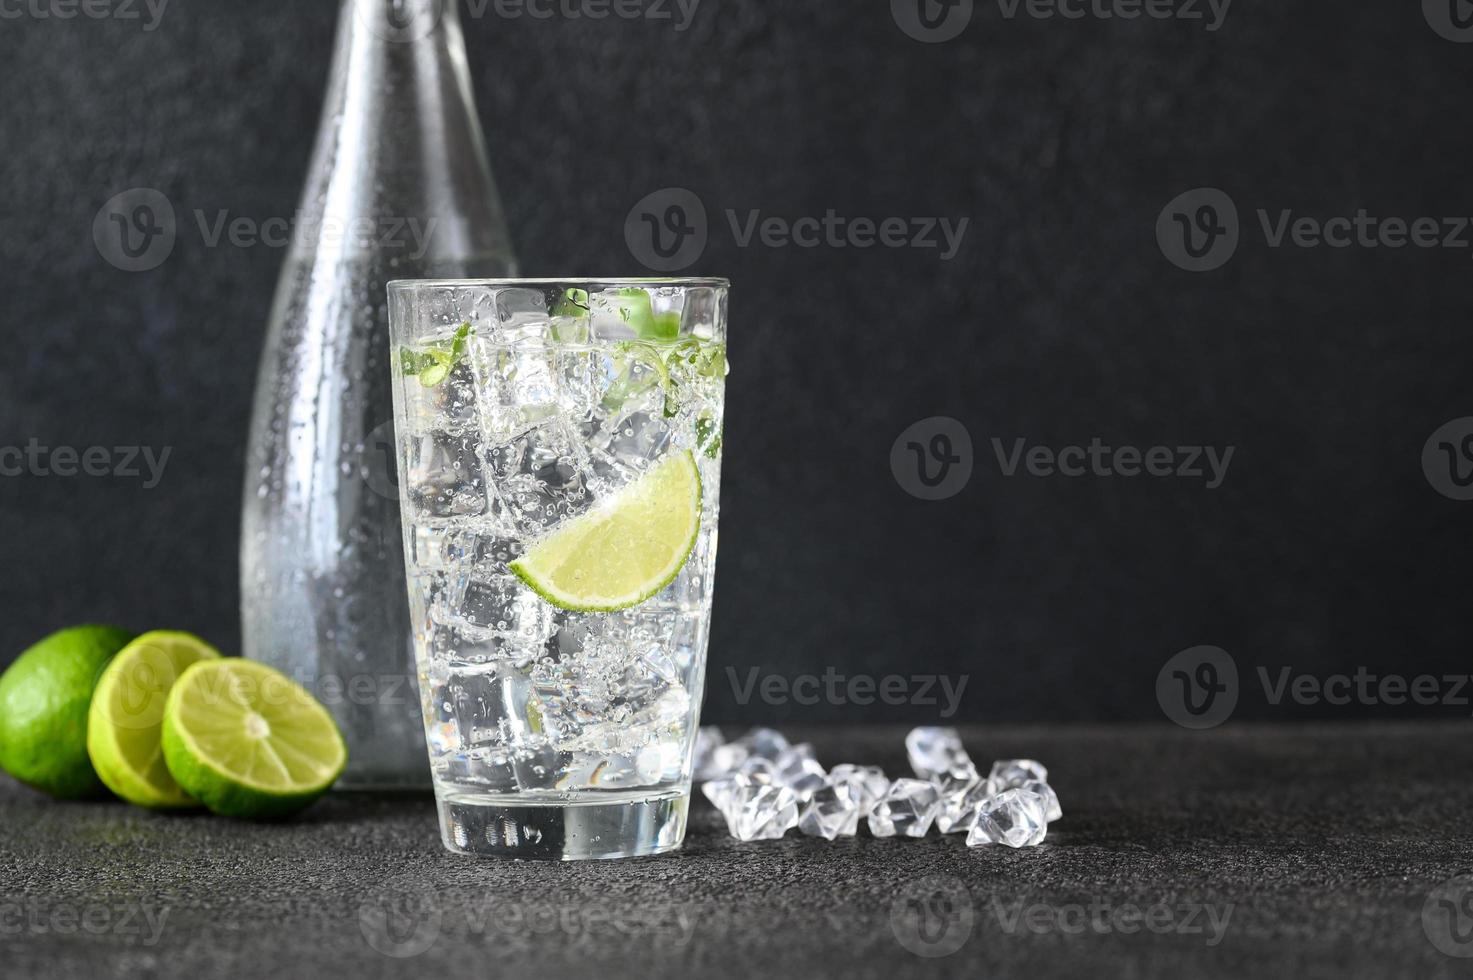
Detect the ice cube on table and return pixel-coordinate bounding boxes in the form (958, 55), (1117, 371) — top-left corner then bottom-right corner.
(1020, 779), (1062, 822)
(717, 774), (800, 842)
(693, 727), (726, 781)
(906, 727), (973, 781)
(708, 741), (750, 776)
(734, 727), (790, 760)
(988, 759), (1049, 791)
(933, 766), (991, 834)
(967, 788), (1048, 848)
(771, 743), (826, 800)
(867, 778), (941, 838)
(798, 776), (865, 839)
(828, 764), (889, 812)
(701, 775), (741, 816)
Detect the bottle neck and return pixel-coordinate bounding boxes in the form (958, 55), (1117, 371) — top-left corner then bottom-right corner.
(293, 0), (514, 271)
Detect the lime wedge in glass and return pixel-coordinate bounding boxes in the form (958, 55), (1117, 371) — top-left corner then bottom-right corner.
(87, 631), (222, 809)
(510, 452), (702, 613)
(161, 659), (347, 819)
(400, 321), (472, 387)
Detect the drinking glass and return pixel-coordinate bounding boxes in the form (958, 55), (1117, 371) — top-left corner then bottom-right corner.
(388, 278), (728, 859)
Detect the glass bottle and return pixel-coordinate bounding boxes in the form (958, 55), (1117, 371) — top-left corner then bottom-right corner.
(241, 0), (516, 789)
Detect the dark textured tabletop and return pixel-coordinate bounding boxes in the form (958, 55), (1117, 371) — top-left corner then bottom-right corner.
(2, 723), (1470, 979)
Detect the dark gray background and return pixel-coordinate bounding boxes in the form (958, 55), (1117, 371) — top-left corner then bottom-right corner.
(2, 1), (1471, 724)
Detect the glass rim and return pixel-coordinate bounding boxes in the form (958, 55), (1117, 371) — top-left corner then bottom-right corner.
(388, 276), (730, 291)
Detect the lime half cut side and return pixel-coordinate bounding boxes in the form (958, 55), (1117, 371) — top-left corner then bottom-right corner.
(510, 451), (703, 613)
(161, 659), (347, 819)
(87, 631), (221, 809)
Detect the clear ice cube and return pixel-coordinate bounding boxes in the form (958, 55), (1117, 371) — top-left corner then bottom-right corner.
(867, 778), (941, 838)
(693, 727), (726, 781)
(967, 788), (1048, 848)
(471, 341), (562, 442)
(773, 744), (827, 801)
(722, 779), (800, 842)
(403, 358), (480, 433)
(1020, 779), (1063, 822)
(731, 727), (790, 762)
(828, 764), (889, 813)
(798, 777), (865, 839)
(906, 727), (973, 781)
(405, 430), (487, 519)
(482, 418), (594, 534)
(988, 759), (1049, 791)
(933, 766), (990, 834)
(443, 574), (553, 641)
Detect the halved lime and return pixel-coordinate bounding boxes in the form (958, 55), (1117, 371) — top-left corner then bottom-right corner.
(510, 451), (703, 612)
(161, 659), (346, 819)
(87, 631), (221, 809)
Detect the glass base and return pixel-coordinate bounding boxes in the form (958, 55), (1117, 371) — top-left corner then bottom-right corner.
(435, 789), (689, 860)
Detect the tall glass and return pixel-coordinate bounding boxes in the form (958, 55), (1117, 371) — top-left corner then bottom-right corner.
(387, 278), (728, 859)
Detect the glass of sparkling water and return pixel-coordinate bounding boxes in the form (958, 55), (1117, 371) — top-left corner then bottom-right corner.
(387, 278), (728, 859)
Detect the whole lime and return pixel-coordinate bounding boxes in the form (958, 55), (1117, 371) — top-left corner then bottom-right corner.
(0, 625), (137, 798)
